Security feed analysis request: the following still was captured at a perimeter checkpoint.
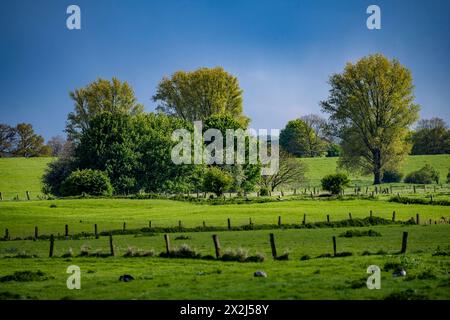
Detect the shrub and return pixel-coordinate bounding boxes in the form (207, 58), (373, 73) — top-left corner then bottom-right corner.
(42, 156), (77, 196)
(321, 173), (350, 195)
(203, 167), (233, 196)
(404, 164), (440, 184)
(326, 143), (341, 157)
(259, 187), (270, 196)
(60, 169), (113, 197)
(382, 170), (403, 183)
(339, 229), (381, 238)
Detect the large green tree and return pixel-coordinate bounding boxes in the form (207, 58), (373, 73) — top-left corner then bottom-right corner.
(13, 123), (50, 157)
(411, 118), (450, 155)
(66, 77), (144, 141)
(321, 54), (420, 184)
(280, 118), (327, 157)
(153, 67), (249, 126)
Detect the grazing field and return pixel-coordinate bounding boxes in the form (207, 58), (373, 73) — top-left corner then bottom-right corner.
(0, 224), (449, 299)
(1, 198), (450, 238)
(0, 154), (449, 200)
(301, 154), (450, 186)
(0, 156), (449, 300)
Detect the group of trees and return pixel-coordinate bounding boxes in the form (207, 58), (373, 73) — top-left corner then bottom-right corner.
(0, 123), (52, 157)
(10, 53), (449, 197)
(43, 71), (287, 197)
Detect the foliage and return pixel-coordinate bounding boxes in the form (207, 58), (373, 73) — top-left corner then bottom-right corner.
(321, 54), (420, 184)
(42, 156), (78, 196)
(321, 173), (350, 195)
(404, 164), (440, 184)
(46, 136), (66, 157)
(66, 77), (144, 141)
(381, 170), (403, 183)
(0, 124), (16, 156)
(60, 169), (113, 197)
(411, 118), (450, 155)
(203, 167), (233, 196)
(280, 118), (327, 157)
(153, 67), (248, 127)
(326, 143), (341, 157)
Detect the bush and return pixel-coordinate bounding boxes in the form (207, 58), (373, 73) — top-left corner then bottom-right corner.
(382, 170), (403, 183)
(326, 143), (341, 157)
(321, 173), (350, 195)
(42, 156), (77, 196)
(404, 164), (439, 184)
(203, 167), (233, 196)
(60, 169), (113, 197)
(259, 187), (270, 196)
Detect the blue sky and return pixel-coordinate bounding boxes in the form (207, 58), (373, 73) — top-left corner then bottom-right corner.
(0, 0), (449, 140)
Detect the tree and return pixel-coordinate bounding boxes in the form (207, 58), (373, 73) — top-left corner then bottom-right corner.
(321, 173), (350, 195)
(66, 77), (144, 141)
(153, 67), (249, 126)
(411, 118), (450, 155)
(280, 118), (326, 157)
(321, 54), (420, 184)
(47, 135), (66, 156)
(0, 124), (16, 157)
(259, 150), (308, 191)
(13, 123), (49, 157)
(203, 167), (233, 196)
(202, 114), (261, 192)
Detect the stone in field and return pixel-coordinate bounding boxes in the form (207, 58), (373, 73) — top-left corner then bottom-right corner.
(254, 271), (267, 277)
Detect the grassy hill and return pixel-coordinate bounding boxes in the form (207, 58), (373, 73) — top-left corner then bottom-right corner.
(0, 155), (448, 199)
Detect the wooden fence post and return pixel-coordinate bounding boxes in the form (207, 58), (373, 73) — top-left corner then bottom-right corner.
(369, 210), (373, 218)
(249, 218), (252, 226)
(164, 234), (171, 254)
(332, 236), (337, 257)
(179, 220), (182, 229)
(400, 231), (408, 254)
(109, 233), (115, 256)
(65, 224), (69, 238)
(212, 234), (221, 259)
(0, 192), (2, 201)
(122, 222), (126, 233)
(49, 234), (54, 257)
(392, 211), (396, 222)
(269, 233), (277, 259)
(278, 216), (281, 226)
(327, 215), (330, 223)
(149, 221), (152, 228)
(26, 191), (30, 200)
(416, 214), (420, 225)
(4, 228), (9, 240)
(203, 221), (206, 228)
(227, 218), (231, 230)
(302, 214), (306, 225)
(348, 212), (352, 220)
(94, 224), (98, 239)
(34, 226), (38, 240)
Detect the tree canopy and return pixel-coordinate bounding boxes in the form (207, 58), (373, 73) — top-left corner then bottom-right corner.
(411, 118), (450, 155)
(66, 77), (144, 141)
(321, 54), (420, 184)
(153, 67), (249, 127)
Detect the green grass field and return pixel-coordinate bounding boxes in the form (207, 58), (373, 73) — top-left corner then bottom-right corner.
(0, 154), (449, 200)
(0, 156), (449, 300)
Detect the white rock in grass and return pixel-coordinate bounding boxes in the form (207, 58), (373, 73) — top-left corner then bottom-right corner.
(254, 271), (267, 277)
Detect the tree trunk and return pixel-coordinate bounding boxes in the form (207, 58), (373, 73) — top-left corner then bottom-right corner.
(373, 149), (381, 185)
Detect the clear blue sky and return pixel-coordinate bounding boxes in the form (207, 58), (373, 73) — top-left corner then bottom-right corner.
(0, 0), (449, 140)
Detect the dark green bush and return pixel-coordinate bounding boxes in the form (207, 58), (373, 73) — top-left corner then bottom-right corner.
(382, 170), (403, 183)
(404, 164), (439, 184)
(60, 169), (113, 197)
(259, 187), (270, 196)
(321, 173), (350, 195)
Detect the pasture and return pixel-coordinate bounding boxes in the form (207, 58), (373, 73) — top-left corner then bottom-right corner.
(0, 156), (449, 300)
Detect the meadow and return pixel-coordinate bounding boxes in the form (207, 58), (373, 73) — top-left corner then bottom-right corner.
(0, 156), (449, 300)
